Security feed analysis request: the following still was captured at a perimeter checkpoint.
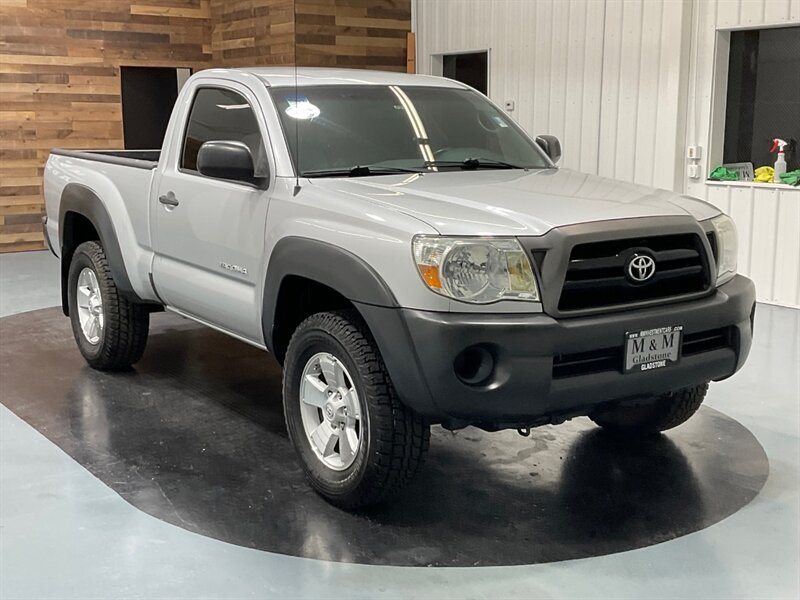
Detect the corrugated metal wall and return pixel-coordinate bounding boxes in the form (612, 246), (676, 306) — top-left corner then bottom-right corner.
(414, 1), (692, 190)
(684, 0), (800, 307)
(413, 0), (800, 308)
(597, 0), (692, 192)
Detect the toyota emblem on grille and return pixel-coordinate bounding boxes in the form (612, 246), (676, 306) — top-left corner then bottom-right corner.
(626, 254), (656, 283)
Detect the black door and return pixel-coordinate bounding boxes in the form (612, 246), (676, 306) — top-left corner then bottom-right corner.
(442, 51), (489, 95)
(121, 66), (183, 150)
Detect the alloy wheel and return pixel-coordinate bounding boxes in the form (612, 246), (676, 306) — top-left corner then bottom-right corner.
(299, 352), (363, 471)
(76, 267), (104, 345)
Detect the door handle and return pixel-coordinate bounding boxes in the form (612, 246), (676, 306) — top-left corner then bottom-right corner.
(158, 192), (179, 207)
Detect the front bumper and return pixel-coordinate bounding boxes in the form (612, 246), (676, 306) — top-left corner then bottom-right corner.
(357, 275), (755, 428)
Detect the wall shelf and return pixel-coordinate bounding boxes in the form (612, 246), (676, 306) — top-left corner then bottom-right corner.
(705, 180), (799, 191)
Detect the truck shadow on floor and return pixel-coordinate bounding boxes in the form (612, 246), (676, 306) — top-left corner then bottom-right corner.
(0, 308), (769, 566)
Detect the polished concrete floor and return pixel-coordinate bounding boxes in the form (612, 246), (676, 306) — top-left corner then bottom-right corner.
(1, 308), (771, 567)
(1, 251), (799, 598)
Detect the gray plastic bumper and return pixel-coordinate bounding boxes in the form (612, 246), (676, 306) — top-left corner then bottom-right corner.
(357, 275), (756, 428)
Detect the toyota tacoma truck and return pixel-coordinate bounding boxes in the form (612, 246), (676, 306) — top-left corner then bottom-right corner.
(43, 67), (755, 509)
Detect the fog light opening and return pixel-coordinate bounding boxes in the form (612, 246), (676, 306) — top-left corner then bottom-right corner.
(454, 345), (495, 386)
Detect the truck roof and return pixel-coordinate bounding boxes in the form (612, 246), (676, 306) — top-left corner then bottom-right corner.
(197, 67), (467, 89)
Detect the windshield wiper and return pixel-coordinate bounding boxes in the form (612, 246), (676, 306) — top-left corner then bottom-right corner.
(303, 165), (423, 178)
(303, 159), (527, 178)
(425, 158), (526, 170)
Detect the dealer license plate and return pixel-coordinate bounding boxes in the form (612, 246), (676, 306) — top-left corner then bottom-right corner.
(624, 325), (683, 373)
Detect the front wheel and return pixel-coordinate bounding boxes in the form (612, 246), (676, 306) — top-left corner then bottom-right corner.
(282, 310), (430, 509)
(590, 383), (709, 435)
(67, 241), (149, 371)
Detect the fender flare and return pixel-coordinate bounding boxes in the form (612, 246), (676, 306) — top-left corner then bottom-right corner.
(58, 183), (139, 314)
(261, 236), (398, 352)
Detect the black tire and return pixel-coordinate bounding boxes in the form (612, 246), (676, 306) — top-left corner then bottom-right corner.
(590, 383), (709, 435)
(67, 240), (149, 371)
(282, 310), (430, 509)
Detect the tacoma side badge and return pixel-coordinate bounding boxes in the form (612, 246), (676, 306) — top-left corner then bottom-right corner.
(220, 261), (248, 276)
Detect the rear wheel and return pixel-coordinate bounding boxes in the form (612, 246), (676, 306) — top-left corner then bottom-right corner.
(67, 241), (149, 371)
(590, 383), (709, 435)
(283, 310), (430, 509)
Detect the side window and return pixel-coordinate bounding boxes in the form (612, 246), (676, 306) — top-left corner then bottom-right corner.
(181, 87), (266, 175)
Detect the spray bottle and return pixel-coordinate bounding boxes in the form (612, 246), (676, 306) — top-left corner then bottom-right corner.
(770, 138), (788, 183)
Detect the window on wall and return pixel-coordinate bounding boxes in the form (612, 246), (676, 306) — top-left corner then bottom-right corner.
(723, 26), (799, 174)
(441, 51), (489, 95)
(120, 67), (191, 150)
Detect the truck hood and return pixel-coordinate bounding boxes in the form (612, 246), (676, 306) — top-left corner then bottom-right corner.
(310, 168), (719, 236)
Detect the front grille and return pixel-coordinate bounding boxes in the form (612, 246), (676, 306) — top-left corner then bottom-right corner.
(552, 326), (734, 379)
(558, 233), (711, 312)
(706, 231), (718, 263)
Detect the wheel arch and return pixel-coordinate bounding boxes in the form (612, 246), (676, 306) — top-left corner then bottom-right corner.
(58, 183), (139, 316)
(263, 237), (399, 361)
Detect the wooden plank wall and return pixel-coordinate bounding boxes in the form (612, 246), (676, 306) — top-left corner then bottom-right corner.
(0, 0), (410, 253)
(210, 0), (295, 66)
(210, 0), (413, 70)
(295, 0), (410, 71)
(0, 0), (212, 252)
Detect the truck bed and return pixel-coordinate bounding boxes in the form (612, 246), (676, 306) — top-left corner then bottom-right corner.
(49, 148), (160, 170)
(44, 148), (162, 303)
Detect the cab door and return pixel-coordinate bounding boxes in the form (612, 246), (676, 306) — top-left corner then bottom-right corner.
(151, 83), (273, 342)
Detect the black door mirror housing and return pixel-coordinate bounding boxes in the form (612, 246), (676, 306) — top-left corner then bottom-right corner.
(197, 140), (264, 186)
(535, 135), (562, 165)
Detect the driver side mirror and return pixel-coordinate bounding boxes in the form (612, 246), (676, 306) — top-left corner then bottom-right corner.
(197, 140), (265, 186)
(535, 135), (561, 164)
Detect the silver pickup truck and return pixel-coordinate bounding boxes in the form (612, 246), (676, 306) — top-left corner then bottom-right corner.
(43, 67), (755, 509)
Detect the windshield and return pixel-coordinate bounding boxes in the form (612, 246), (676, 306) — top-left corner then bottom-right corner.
(268, 85), (551, 177)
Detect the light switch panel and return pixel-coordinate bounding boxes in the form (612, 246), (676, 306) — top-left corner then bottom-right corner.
(687, 146), (702, 160)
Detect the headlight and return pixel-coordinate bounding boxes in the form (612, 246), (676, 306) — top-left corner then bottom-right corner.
(710, 214), (737, 285)
(412, 236), (539, 303)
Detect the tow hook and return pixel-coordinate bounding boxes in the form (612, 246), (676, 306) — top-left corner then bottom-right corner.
(517, 427), (531, 437)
